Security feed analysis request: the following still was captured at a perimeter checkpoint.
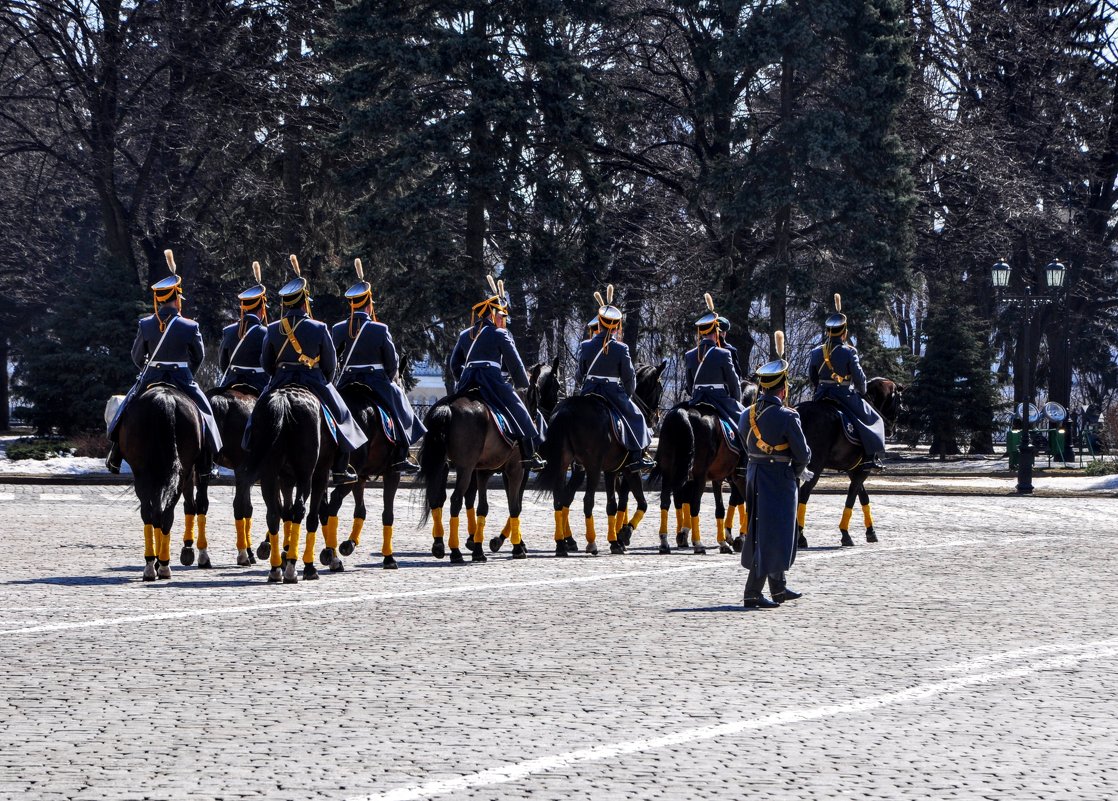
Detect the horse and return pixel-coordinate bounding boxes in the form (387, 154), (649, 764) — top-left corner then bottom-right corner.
(865, 376), (906, 438)
(244, 385), (335, 583)
(790, 376), (899, 548)
(316, 382), (404, 571)
(116, 386), (204, 581)
(653, 381), (756, 556)
(537, 361), (666, 556)
(178, 386), (259, 569)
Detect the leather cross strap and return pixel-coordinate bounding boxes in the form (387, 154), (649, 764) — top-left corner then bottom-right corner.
(278, 318), (320, 368)
(748, 402), (789, 454)
(823, 346), (850, 384)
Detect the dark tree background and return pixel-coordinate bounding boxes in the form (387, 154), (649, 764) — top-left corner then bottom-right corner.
(1, 0), (1116, 451)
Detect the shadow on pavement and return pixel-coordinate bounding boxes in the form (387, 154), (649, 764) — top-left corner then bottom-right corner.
(666, 605), (755, 613)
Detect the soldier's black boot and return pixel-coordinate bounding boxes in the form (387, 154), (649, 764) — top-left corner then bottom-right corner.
(742, 567), (779, 609)
(520, 439), (546, 472)
(332, 447), (357, 485)
(105, 441), (122, 474)
(867, 452), (885, 471)
(392, 443), (419, 475)
(628, 449), (655, 471)
(770, 573), (802, 603)
(198, 449), (219, 481)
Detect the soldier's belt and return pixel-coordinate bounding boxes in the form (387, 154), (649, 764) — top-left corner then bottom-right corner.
(150, 361), (188, 369)
(346, 363), (385, 371)
(819, 379), (846, 385)
(748, 454), (793, 463)
(586, 375), (621, 384)
(694, 383), (725, 390)
(232, 366), (266, 373)
(466, 360), (501, 368)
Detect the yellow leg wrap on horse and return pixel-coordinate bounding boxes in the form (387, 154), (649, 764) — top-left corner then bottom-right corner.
(585, 517), (596, 543)
(301, 526), (316, 565)
(350, 517), (364, 547)
(431, 507), (444, 539)
(287, 524), (301, 563)
(606, 514), (617, 543)
(467, 507), (477, 537)
(509, 518), (522, 546)
(840, 507), (853, 531)
(618, 508), (628, 528)
(448, 516), (460, 550)
(144, 524), (155, 558)
(797, 502), (807, 529)
(629, 509), (644, 530)
(554, 510), (565, 541)
(691, 517), (701, 544)
(474, 515), (486, 544)
(197, 515), (208, 550)
(269, 531), (282, 568)
(501, 518), (511, 539)
(156, 529), (170, 562)
(245, 518), (253, 547)
(862, 503), (874, 528)
(283, 520), (292, 552)
(183, 514), (195, 544)
(563, 507), (573, 538)
(324, 516), (339, 550)
(382, 525), (393, 557)
(681, 504), (691, 531)
(675, 506), (684, 532)
(235, 518), (246, 550)
(716, 517), (726, 543)
(659, 508), (669, 535)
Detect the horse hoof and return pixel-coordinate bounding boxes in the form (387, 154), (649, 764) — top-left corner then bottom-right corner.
(319, 547), (334, 566)
(866, 527), (878, 543)
(248, 549), (257, 565)
(658, 545), (671, 555)
(676, 530), (689, 549)
(283, 561), (298, 583)
(511, 543), (527, 559)
(586, 542), (599, 556)
(267, 567), (282, 583)
(732, 536), (744, 553)
(198, 549), (212, 569)
(840, 531), (855, 547)
(693, 545), (707, 555)
(555, 542), (569, 557)
(330, 558), (345, 573)
(432, 538), (446, 559)
(609, 541), (625, 555)
(618, 524), (633, 547)
(797, 534), (809, 549)
(449, 549), (465, 564)
(179, 546), (195, 566)
(142, 560), (157, 581)
(563, 536), (578, 553)
(489, 535), (506, 553)
(256, 541), (271, 560)
(383, 555), (398, 570)
(302, 564), (319, 581)
(471, 549), (488, 563)
(339, 539), (356, 557)
(719, 543), (733, 555)
(156, 562), (171, 580)
(237, 549), (252, 567)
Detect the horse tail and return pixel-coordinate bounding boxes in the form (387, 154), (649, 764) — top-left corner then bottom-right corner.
(536, 404), (570, 499)
(652, 407), (693, 490)
(242, 392), (286, 480)
(417, 402), (452, 523)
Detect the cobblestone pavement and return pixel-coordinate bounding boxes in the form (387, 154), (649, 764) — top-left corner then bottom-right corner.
(1, 484), (1115, 800)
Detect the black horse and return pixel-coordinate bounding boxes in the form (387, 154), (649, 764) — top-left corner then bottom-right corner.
(244, 386), (335, 583)
(791, 376), (899, 548)
(118, 386), (204, 581)
(179, 386), (258, 569)
(317, 383), (405, 571)
(537, 361), (666, 556)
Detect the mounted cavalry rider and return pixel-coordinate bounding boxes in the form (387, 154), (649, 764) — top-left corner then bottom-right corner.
(215, 260), (270, 395)
(106, 250), (222, 477)
(574, 285), (655, 472)
(715, 315), (743, 378)
(248, 254), (367, 485)
(739, 331), (812, 609)
(330, 258), (424, 474)
(807, 294), (886, 470)
(449, 275), (546, 471)
(685, 293), (745, 432)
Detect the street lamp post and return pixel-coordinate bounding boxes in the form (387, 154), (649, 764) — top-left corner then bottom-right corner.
(992, 258), (1066, 494)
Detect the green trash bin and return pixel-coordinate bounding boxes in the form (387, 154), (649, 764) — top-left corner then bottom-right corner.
(1048, 429), (1066, 462)
(1006, 428), (1022, 470)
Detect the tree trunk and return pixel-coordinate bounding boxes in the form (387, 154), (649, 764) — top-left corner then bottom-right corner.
(0, 338), (9, 431)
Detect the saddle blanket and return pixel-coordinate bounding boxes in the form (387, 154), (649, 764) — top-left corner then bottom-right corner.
(378, 406), (396, 444)
(487, 404), (517, 446)
(833, 406), (861, 447)
(322, 405), (339, 444)
(719, 418), (742, 455)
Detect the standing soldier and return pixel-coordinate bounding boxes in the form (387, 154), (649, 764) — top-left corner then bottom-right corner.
(739, 331), (811, 608)
(685, 294), (744, 432)
(574, 285), (654, 472)
(330, 258), (424, 474)
(807, 294), (886, 469)
(106, 250), (222, 477)
(247, 255), (367, 485)
(448, 275), (546, 470)
(214, 261), (270, 395)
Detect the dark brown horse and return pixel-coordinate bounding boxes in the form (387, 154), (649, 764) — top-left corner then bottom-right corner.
(317, 383), (402, 570)
(537, 362), (666, 556)
(118, 385), (204, 581)
(244, 385), (335, 583)
(179, 387), (258, 569)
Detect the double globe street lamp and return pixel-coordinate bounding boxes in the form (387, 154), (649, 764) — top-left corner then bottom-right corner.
(991, 258), (1067, 494)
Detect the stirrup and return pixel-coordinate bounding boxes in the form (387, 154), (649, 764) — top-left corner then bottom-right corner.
(393, 458), (420, 475)
(332, 468), (358, 485)
(105, 456), (121, 475)
(521, 453), (546, 471)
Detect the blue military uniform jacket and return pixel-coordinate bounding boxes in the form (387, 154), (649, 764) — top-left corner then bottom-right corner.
(107, 307), (222, 452)
(215, 314), (269, 394)
(685, 340), (744, 427)
(721, 338), (743, 379)
(330, 313), (426, 445)
(575, 333), (651, 452)
(807, 339), (885, 456)
(246, 309), (367, 451)
(740, 393), (811, 577)
(449, 319), (540, 448)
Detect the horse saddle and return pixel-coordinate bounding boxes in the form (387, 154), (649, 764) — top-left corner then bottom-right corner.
(690, 402), (742, 455)
(824, 399), (862, 447)
(345, 383), (396, 444)
(585, 393), (627, 446)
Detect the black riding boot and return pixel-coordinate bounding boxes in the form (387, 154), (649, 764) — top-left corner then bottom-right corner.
(770, 572), (802, 603)
(392, 443), (419, 474)
(520, 439), (546, 471)
(743, 565), (779, 609)
(332, 446), (357, 485)
(867, 451), (885, 471)
(198, 448), (218, 481)
(628, 449), (655, 471)
(105, 441), (122, 474)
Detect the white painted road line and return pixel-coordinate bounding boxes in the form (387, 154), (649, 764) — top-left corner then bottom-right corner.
(350, 643), (1118, 801)
(38, 493), (84, 501)
(0, 535), (1066, 638)
(0, 493), (13, 501)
